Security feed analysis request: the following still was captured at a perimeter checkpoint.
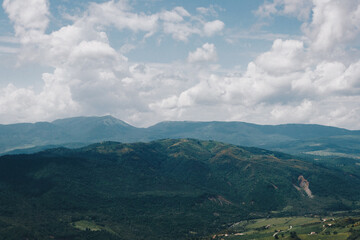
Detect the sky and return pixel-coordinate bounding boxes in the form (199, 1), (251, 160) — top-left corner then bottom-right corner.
(1, 0), (360, 129)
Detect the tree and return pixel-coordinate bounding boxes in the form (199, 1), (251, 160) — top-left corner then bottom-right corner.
(290, 231), (301, 240)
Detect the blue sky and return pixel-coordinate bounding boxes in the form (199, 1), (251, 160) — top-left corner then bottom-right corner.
(1, 0), (360, 129)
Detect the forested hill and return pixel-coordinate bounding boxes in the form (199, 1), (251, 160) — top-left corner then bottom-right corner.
(0, 139), (359, 239)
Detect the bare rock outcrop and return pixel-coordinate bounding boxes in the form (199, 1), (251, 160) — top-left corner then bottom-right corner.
(297, 175), (314, 198)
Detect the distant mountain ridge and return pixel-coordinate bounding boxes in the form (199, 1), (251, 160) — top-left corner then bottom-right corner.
(0, 116), (138, 154)
(1, 115), (360, 158)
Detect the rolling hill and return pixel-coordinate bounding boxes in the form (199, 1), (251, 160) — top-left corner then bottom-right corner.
(0, 139), (359, 239)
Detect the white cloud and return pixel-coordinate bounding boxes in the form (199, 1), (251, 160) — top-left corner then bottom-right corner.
(81, 2), (224, 42)
(160, 10), (185, 22)
(173, 6), (191, 17)
(1, 0), (210, 125)
(162, 21), (201, 41)
(303, 0), (360, 53)
(0, 0), (133, 122)
(255, 39), (307, 75)
(256, 0), (313, 20)
(0, 36), (19, 44)
(203, 20), (224, 36)
(257, 0), (360, 53)
(149, 22), (360, 128)
(225, 31), (293, 44)
(0, 46), (18, 54)
(2, 0), (50, 42)
(196, 5), (221, 17)
(69, 40), (117, 63)
(197, 7), (214, 16)
(87, 1), (159, 33)
(0, 79), (78, 124)
(2, 0), (360, 130)
(161, 7), (224, 41)
(291, 60), (360, 96)
(270, 99), (314, 122)
(120, 43), (136, 54)
(126, 0), (360, 129)
(188, 43), (217, 63)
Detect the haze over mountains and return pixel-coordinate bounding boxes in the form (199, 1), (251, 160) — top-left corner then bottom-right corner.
(2, 115), (360, 160)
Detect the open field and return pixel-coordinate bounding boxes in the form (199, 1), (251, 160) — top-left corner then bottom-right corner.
(209, 215), (360, 240)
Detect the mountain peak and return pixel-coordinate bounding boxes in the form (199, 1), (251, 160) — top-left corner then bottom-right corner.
(52, 115), (133, 128)
(98, 115), (133, 127)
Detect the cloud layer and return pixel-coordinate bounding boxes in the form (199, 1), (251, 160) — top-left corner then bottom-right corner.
(1, 0), (360, 130)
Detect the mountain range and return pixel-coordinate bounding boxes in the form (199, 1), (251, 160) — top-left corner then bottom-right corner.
(2, 115), (360, 162)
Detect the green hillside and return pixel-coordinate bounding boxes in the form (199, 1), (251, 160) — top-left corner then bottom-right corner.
(0, 139), (359, 239)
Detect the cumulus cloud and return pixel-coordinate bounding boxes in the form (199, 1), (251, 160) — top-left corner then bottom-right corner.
(86, 1), (159, 34)
(188, 43), (217, 63)
(255, 39), (307, 75)
(1, 0), (132, 122)
(303, 0), (360, 53)
(257, 0), (360, 53)
(2, 0), (360, 130)
(203, 20), (225, 36)
(0, 0), (226, 124)
(2, 0), (50, 44)
(149, 0), (360, 129)
(150, 25), (360, 128)
(0, 79), (78, 123)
